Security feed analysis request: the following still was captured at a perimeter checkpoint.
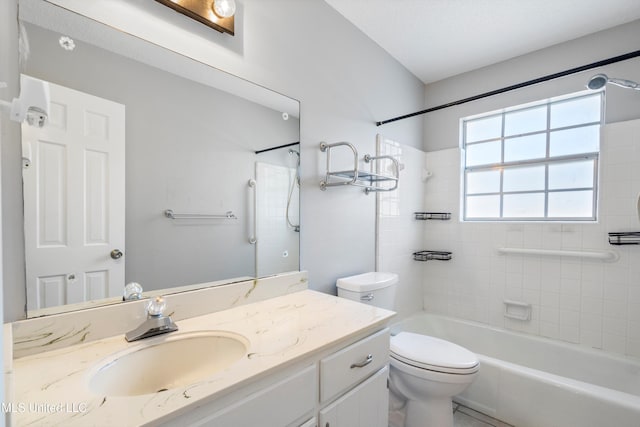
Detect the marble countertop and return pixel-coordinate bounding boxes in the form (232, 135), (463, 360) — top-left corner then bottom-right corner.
(11, 290), (394, 426)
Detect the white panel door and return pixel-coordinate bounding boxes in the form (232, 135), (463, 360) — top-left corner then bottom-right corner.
(22, 77), (125, 311)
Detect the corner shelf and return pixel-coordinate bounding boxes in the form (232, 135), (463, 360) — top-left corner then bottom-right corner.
(414, 212), (451, 220)
(413, 250), (452, 261)
(319, 141), (399, 194)
(608, 232), (640, 245)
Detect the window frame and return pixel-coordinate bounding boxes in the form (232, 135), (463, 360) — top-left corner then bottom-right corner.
(461, 92), (604, 222)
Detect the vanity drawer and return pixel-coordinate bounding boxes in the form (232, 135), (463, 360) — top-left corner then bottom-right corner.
(320, 328), (389, 403)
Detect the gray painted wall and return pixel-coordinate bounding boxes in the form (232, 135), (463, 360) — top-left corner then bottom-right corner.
(2, 0), (23, 322)
(422, 19), (640, 151)
(1, 0), (425, 320)
(0, 0), (14, 413)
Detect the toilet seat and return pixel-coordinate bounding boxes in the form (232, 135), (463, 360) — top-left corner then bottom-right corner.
(390, 332), (479, 375)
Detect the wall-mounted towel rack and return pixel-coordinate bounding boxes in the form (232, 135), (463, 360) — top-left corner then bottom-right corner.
(497, 247), (618, 262)
(164, 209), (237, 220)
(413, 250), (452, 261)
(608, 232), (640, 245)
(414, 212), (451, 220)
(319, 141), (399, 194)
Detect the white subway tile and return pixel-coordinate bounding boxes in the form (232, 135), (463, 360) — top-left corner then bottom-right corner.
(580, 329), (603, 350)
(603, 283), (629, 301)
(541, 292), (560, 309)
(603, 333), (626, 355)
(560, 278), (581, 295)
(540, 307), (560, 323)
(627, 303), (640, 322)
(626, 339), (640, 359)
(558, 324), (580, 343)
(603, 316), (627, 335)
(604, 299), (628, 318)
(559, 293), (581, 311)
(540, 277), (562, 294)
(540, 321), (560, 340)
(627, 320), (640, 342)
(581, 280), (604, 298)
(581, 296), (603, 315)
(580, 313), (602, 332)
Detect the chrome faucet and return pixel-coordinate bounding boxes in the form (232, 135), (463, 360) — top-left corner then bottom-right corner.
(125, 296), (178, 342)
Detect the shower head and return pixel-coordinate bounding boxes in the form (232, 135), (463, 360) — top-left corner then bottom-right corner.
(587, 74), (608, 90)
(288, 149), (300, 157)
(587, 73), (640, 91)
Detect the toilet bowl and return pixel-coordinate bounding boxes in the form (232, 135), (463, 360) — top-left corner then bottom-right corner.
(390, 332), (479, 427)
(336, 272), (479, 427)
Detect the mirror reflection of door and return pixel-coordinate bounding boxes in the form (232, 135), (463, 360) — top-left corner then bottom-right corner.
(21, 76), (125, 311)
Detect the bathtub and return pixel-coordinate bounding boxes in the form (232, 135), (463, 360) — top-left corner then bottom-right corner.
(392, 312), (640, 427)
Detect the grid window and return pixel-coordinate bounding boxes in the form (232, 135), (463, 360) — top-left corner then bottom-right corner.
(462, 92), (602, 221)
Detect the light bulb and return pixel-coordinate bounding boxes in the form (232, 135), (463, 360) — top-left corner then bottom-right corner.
(212, 0), (236, 18)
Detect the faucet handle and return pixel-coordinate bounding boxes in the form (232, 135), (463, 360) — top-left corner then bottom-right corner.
(147, 296), (168, 317)
(123, 282), (143, 300)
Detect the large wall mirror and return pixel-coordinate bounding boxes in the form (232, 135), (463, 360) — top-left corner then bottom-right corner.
(18, 0), (300, 317)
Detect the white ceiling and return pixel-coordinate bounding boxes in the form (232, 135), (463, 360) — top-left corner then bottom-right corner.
(324, 0), (640, 84)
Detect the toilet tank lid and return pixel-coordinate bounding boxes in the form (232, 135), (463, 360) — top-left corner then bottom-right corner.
(336, 272), (398, 292)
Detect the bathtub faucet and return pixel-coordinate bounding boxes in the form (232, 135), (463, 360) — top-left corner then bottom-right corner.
(125, 295), (178, 342)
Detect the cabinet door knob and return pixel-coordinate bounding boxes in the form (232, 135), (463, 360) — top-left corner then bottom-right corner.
(350, 354), (373, 369)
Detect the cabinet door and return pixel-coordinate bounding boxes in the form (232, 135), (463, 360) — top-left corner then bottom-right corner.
(319, 366), (389, 427)
(320, 328), (389, 403)
(169, 365), (317, 427)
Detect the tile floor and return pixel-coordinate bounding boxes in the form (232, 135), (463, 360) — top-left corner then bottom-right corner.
(453, 403), (514, 427)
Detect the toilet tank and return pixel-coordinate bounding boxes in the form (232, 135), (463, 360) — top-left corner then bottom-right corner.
(336, 272), (398, 310)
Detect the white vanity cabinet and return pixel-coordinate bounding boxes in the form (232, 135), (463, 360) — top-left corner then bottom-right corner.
(318, 366), (389, 427)
(161, 364), (318, 427)
(318, 328), (390, 427)
(160, 328), (390, 427)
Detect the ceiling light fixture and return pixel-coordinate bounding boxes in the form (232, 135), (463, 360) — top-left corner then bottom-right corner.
(155, 0), (235, 36)
(58, 36), (76, 51)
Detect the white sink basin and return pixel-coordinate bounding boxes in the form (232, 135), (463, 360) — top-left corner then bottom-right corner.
(89, 331), (248, 396)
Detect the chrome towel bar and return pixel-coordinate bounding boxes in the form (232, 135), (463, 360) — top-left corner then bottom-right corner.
(164, 209), (237, 220)
(497, 247), (618, 261)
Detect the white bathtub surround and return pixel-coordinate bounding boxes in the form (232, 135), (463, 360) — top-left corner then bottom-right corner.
(376, 137), (426, 319)
(419, 119), (640, 359)
(12, 271), (308, 358)
(11, 290), (395, 426)
(255, 161), (300, 276)
(394, 312), (640, 427)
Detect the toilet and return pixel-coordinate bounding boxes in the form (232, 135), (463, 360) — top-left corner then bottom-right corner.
(337, 272), (479, 427)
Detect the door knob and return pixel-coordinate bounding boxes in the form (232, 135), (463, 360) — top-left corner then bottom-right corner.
(110, 249), (123, 259)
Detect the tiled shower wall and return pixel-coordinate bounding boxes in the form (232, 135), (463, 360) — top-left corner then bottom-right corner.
(376, 137), (426, 320)
(421, 119), (640, 358)
(256, 162), (300, 277)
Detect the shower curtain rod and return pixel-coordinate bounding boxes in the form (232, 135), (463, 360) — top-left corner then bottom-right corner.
(376, 49), (640, 126)
(255, 141), (300, 154)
